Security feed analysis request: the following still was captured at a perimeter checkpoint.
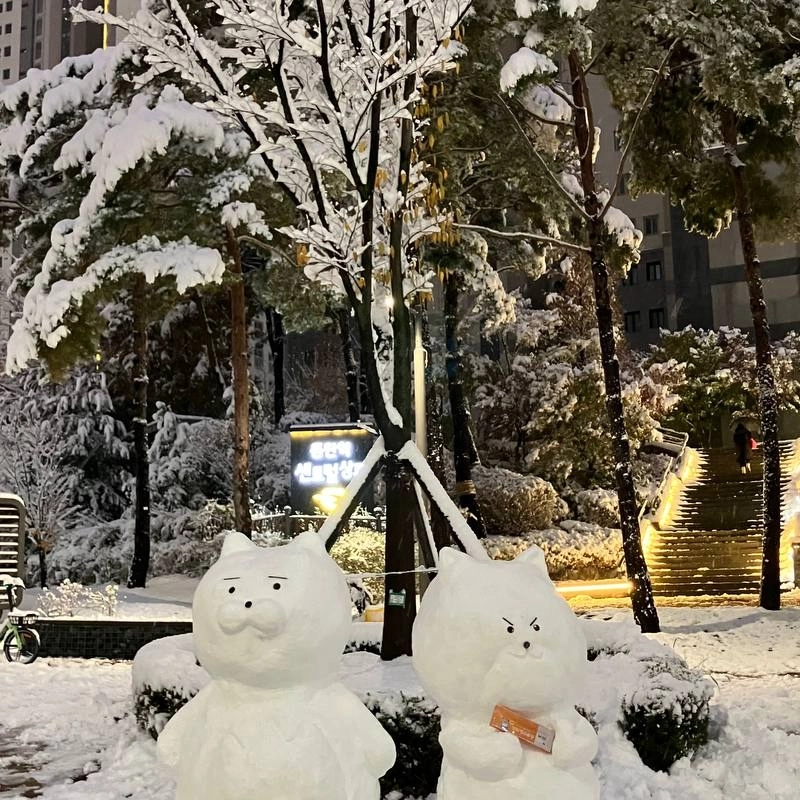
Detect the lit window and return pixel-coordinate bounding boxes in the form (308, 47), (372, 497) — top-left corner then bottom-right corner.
(624, 311), (640, 333)
(646, 260), (662, 281)
(649, 308), (665, 329)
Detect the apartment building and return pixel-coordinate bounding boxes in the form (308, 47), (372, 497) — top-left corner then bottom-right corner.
(591, 78), (800, 351)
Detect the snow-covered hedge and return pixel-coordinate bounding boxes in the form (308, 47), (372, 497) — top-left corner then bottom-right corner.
(132, 620), (712, 795)
(472, 464), (567, 535)
(483, 521), (623, 580)
(574, 487), (619, 527)
(330, 527), (386, 598)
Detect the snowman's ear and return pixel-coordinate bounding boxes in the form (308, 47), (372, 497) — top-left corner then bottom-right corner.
(293, 531), (328, 556)
(437, 546), (470, 577)
(220, 530), (256, 558)
(514, 544), (549, 576)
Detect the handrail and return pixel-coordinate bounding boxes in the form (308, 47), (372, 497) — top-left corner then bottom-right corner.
(638, 426), (690, 522)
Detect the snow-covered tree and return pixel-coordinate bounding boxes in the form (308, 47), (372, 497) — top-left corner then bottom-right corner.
(645, 327), (800, 447)
(470, 258), (671, 491)
(599, 0), (800, 610)
(83, 0), (483, 656)
(0, 366), (129, 585)
(0, 41), (282, 577)
(497, 0), (669, 631)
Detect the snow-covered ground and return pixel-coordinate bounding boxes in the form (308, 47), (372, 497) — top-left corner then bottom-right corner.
(2, 591), (800, 799)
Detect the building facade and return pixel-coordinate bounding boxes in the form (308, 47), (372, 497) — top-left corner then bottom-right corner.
(592, 77), (800, 352)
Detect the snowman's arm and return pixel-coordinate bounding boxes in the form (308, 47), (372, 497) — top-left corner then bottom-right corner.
(331, 687), (396, 776)
(548, 710), (598, 768)
(156, 688), (210, 770)
(439, 718), (525, 781)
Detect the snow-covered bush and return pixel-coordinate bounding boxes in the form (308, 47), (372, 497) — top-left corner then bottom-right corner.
(584, 618), (714, 773)
(620, 656), (713, 772)
(574, 488), (619, 527)
(44, 509), (228, 585)
(330, 527), (386, 599)
(483, 522), (623, 580)
(364, 693), (442, 800)
(37, 580), (119, 617)
(149, 408), (233, 511)
(472, 464), (566, 535)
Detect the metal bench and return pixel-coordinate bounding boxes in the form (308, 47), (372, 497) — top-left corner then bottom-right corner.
(0, 494), (25, 608)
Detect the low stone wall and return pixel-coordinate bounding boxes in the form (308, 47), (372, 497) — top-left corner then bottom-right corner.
(36, 619), (192, 660)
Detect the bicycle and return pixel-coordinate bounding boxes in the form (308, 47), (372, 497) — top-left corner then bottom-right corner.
(1, 580), (40, 664)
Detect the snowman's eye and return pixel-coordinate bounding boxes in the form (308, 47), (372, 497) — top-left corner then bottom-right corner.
(273, 583), (281, 590)
(228, 586), (236, 594)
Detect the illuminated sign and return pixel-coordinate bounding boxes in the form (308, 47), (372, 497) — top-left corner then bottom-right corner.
(289, 424), (376, 515)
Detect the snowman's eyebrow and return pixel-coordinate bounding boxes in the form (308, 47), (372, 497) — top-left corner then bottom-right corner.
(223, 577), (240, 581)
(268, 575), (288, 580)
(502, 617), (514, 626)
(530, 617), (539, 626)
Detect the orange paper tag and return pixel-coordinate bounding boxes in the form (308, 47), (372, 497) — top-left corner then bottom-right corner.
(490, 705), (555, 753)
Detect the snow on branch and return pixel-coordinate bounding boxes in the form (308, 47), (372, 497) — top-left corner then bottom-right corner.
(6, 237), (225, 374)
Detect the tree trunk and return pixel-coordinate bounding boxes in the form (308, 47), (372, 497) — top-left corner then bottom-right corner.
(444, 269), (487, 539)
(266, 308), (286, 425)
(193, 289), (227, 402)
(423, 308), (451, 551)
(38, 547), (47, 589)
(335, 307), (361, 422)
(127, 273), (151, 589)
(720, 107), (782, 610)
(226, 225), (252, 538)
(381, 455), (418, 659)
(568, 50), (660, 633)
(378, 7), (420, 660)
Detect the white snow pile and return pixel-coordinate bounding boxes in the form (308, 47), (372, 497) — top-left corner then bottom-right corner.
(499, 47), (558, 93)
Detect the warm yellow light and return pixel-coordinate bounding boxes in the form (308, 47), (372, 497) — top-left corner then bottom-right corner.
(311, 487), (346, 515)
(555, 581), (632, 596)
(103, 1), (111, 50)
(289, 428), (372, 440)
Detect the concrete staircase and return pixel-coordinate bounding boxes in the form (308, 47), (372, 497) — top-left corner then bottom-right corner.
(648, 443), (794, 596)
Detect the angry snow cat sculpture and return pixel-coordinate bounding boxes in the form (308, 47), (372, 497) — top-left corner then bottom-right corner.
(157, 531), (395, 800)
(413, 546), (599, 800)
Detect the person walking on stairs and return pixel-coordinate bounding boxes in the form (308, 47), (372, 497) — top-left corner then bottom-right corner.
(733, 422), (753, 475)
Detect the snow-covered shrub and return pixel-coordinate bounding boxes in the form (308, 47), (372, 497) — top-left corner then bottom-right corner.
(473, 464), (566, 535)
(37, 580), (119, 617)
(330, 527), (386, 598)
(574, 488), (619, 527)
(583, 618), (714, 773)
(364, 693), (441, 800)
(620, 656), (713, 772)
(149, 408), (233, 511)
(483, 522), (623, 580)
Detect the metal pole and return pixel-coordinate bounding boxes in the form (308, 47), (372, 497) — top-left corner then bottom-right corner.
(413, 310), (427, 456)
